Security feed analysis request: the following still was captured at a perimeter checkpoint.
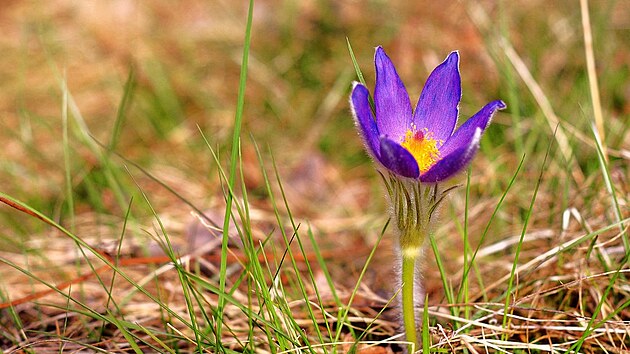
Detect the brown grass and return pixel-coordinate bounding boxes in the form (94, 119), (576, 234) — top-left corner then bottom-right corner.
(1, 0), (629, 353)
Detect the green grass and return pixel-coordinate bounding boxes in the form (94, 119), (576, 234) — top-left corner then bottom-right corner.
(1, 1), (629, 353)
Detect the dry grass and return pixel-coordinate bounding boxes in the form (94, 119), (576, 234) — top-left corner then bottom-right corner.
(1, 0), (629, 353)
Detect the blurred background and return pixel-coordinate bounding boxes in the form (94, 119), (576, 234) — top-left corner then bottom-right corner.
(1, 0), (629, 333)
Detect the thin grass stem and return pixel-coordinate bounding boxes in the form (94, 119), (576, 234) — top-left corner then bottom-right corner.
(580, 0), (607, 159)
(217, 0), (254, 351)
(502, 132), (554, 336)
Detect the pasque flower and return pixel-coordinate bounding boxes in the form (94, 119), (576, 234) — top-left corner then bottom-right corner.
(351, 46), (505, 182)
(350, 46), (505, 351)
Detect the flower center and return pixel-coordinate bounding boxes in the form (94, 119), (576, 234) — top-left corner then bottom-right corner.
(400, 127), (441, 173)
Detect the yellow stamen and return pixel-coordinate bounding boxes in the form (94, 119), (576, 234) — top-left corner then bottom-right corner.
(400, 127), (441, 172)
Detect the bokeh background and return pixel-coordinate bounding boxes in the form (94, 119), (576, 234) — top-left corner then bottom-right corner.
(1, 1), (629, 351)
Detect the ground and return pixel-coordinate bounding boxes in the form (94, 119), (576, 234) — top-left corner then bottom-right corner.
(0, 1), (629, 353)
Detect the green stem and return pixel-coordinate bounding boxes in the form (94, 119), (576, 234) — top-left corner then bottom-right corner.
(401, 247), (419, 351)
(388, 177), (436, 351)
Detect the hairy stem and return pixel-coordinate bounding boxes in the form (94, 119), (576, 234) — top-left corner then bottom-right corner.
(401, 247), (419, 351)
(383, 175), (445, 351)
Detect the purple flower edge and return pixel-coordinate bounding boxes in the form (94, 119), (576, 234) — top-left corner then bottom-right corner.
(350, 47), (506, 182)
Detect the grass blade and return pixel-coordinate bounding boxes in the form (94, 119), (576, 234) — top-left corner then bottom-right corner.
(501, 130), (554, 334)
(217, 1), (255, 350)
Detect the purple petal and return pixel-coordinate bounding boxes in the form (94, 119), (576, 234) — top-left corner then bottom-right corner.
(439, 100), (506, 157)
(420, 128), (481, 183)
(374, 46), (412, 140)
(413, 51), (461, 142)
(379, 136), (420, 178)
(350, 82), (380, 159)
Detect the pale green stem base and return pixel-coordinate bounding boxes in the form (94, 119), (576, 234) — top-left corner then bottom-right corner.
(400, 228), (426, 352)
(401, 248), (419, 351)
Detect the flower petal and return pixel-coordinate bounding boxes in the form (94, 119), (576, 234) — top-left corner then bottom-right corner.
(379, 136), (420, 178)
(439, 100), (506, 157)
(419, 128), (481, 183)
(413, 51), (461, 142)
(374, 46), (412, 140)
(350, 82), (380, 159)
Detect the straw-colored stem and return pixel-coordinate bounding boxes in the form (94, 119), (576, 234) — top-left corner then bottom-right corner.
(580, 0), (607, 161)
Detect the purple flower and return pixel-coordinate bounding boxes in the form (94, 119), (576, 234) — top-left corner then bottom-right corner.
(351, 46), (506, 182)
